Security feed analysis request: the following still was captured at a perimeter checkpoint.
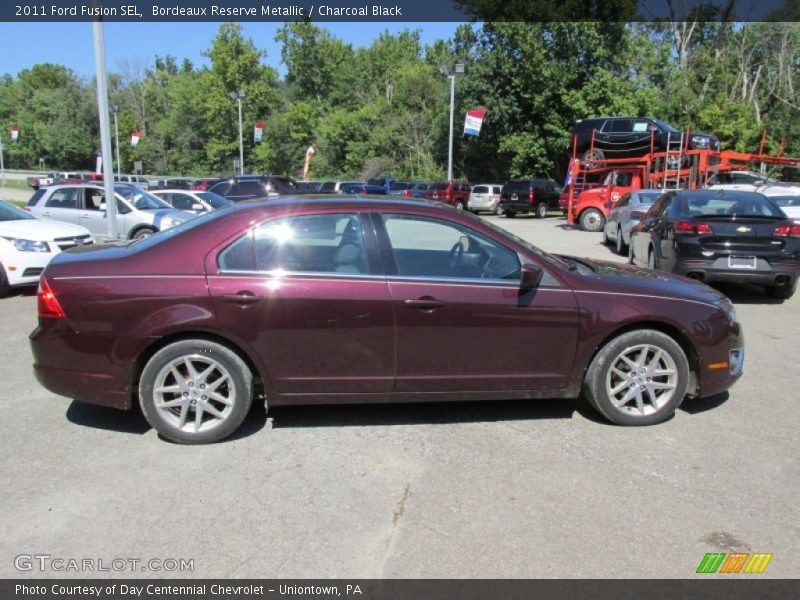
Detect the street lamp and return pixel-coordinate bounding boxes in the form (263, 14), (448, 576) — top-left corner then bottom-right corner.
(439, 63), (465, 181)
(111, 104), (120, 178)
(230, 90), (246, 175)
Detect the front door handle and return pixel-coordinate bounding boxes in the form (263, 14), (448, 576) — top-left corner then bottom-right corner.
(220, 292), (262, 306)
(404, 297), (445, 310)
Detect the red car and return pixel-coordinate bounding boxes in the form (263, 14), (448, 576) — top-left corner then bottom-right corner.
(425, 181), (472, 210)
(31, 198), (744, 444)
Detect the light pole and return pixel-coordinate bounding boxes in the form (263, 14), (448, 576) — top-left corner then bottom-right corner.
(439, 63), (465, 181)
(230, 90), (245, 175)
(0, 130), (5, 187)
(111, 104), (120, 178)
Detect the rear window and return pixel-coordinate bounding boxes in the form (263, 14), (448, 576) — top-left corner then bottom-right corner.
(472, 186), (488, 194)
(428, 183), (448, 191)
(503, 181), (531, 193)
(675, 195), (784, 218)
(770, 195), (800, 208)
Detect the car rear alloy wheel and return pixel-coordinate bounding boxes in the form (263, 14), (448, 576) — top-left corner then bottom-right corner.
(584, 330), (689, 426)
(647, 249), (658, 270)
(580, 208), (605, 232)
(455, 200), (466, 211)
(139, 340), (253, 444)
(535, 203), (548, 219)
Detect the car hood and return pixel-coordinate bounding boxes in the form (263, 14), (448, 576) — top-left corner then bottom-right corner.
(0, 218), (91, 240)
(569, 256), (729, 306)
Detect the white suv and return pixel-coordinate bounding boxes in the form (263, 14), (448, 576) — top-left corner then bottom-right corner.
(26, 184), (195, 241)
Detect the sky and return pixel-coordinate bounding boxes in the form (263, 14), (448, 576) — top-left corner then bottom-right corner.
(0, 22), (464, 79)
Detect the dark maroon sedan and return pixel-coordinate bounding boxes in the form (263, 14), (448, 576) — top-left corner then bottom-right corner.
(30, 198), (744, 444)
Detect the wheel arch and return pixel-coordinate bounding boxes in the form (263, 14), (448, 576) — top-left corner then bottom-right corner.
(581, 320), (701, 397)
(128, 330), (267, 408)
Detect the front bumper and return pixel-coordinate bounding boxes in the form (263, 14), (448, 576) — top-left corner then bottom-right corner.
(2, 249), (57, 287)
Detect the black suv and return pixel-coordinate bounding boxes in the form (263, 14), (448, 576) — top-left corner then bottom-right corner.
(207, 175), (299, 202)
(571, 117), (720, 163)
(496, 179), (562, 218)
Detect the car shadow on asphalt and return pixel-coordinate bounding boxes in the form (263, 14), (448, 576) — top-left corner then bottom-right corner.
(679, 392), (730, 415)
(66, 400), (151, 435)
(713, 282), (786, 305)
(2, 287), (37, 299)
(269, 397), (583, 429)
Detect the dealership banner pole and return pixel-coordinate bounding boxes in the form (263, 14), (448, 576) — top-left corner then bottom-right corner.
(447, 74), (455, 181)
(92, 17), (119, 240)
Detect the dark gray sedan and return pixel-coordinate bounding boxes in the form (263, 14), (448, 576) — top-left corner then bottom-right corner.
(603, 189), (664, 255)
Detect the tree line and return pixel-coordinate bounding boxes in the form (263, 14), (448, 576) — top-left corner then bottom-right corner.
(0, 21), (798, 182)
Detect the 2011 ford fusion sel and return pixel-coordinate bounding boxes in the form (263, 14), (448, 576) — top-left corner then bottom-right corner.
(30, 198), (744, 444)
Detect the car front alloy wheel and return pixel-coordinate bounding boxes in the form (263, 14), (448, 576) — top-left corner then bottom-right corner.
(583, 330), (689, 426)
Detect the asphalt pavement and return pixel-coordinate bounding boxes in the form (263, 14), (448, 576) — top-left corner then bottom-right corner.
(0, 212), (797, 579)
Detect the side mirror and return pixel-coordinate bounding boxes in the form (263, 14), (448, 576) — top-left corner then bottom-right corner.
(99, 202), (106, 211)
(192, 203), (204, 211)
(520, 263), (543, 292)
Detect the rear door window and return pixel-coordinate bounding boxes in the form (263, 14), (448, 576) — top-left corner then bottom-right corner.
(45, 188), (79, 209)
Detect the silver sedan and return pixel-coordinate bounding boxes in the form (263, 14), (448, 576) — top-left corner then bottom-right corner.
(603, 189), (663, 255)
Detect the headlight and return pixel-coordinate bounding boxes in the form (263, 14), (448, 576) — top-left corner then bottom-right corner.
(719, 298), (737, 324)
(2, 237), (50, 252)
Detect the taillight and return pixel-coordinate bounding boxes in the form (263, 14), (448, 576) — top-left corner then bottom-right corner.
(630, 210), (648, 219)
(529, 190), (535, 203)
(404, 189), (410, 197)
(38, 276), (65, 319)
(360, 188), (367, 195)
(675, 220), (713, 235)
(773, 225), (800, 238)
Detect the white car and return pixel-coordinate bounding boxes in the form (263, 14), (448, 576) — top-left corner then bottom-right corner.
(150, 189), (233, 214)
(759, 184), (800, 222)
(0, 199), (93, 295)
(707, 171), (777, 191)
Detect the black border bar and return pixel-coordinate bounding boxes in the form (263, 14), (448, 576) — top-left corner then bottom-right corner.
(2, 1), (799, 22)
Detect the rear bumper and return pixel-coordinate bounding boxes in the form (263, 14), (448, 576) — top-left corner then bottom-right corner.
(497, 200), (533, 214)
(675, 258), (799, 287)
(468, 198), (499, 211)
(33, 363), (130, 409)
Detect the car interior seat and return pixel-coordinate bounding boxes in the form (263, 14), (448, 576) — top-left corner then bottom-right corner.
(333, 219), (366, 274)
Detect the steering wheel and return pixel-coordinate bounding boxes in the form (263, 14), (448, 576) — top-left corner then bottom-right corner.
(447, 241), (464, 271)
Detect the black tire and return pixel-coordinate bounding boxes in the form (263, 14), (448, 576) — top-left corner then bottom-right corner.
(535, 203), (548, 219)
(131, 226), (157, 240)
(766, 282), (796, 300)
(579, 208), (605, 232)
(139, 339), (253, 444)
(601, 227), (609, 245)
(615, 227), (626, 255)
(583, 329), (690, 426)
(647, 247), (658, 270)
(582, 148), (605, 167)
(0, 264), (10, 297)
(628, 241), (636, 265)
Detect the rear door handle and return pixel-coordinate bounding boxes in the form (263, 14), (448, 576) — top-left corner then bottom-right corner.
(404, 298), (445, 310)
(220, 292), (262, 305)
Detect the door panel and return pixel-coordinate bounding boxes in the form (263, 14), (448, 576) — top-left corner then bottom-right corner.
(390, 281), (579, 392)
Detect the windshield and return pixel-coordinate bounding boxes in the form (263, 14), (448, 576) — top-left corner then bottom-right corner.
(654, 119), (678, 133)
(113, 185), (172, 210)
(0, 200), (34, 221)
(197, 192), (233, 209)
(464, 211), (574, 271)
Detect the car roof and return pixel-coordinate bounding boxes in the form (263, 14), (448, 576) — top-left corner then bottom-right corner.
(225, 196), (449, 213)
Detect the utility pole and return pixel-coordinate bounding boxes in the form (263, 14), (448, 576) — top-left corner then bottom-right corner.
(111, 104), (120, 178)
(92, 20), (119, 240)
(0, 130), (5, 187)
(230, 90), (246, 175)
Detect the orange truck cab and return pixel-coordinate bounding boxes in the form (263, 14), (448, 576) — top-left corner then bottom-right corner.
(570, 168), (645, 232)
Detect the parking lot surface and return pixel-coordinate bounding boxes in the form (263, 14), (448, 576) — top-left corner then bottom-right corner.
(1, 213), (798, 578)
